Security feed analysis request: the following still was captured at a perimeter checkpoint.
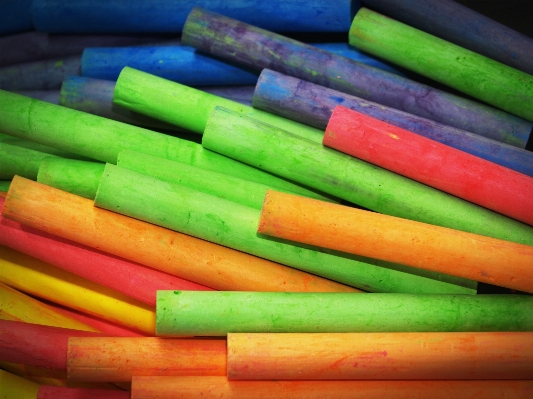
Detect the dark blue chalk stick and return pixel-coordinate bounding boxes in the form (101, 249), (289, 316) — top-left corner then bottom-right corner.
(253, 70), (533, 176)
(0, 56), (80, 91)
(81, 43), (404, 86)
(14, 90), (60, 104)
(362, 0), (533, 76)
(0, 0), (33, 36)
(31, 0), (353, 33)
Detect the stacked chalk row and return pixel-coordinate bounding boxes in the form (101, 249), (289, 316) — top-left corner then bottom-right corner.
(1, 1), (533, 398)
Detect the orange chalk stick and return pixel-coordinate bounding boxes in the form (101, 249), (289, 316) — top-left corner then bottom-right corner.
(258, 190), (533, 293)
(67, 337), (227, 382)
(131, 376), (533, 399)
(227, 332), (533, 380)
(0, 282), (99, 332)
(2, 176), (355, 293)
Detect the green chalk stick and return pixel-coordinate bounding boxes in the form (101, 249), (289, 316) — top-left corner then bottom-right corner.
(95, 163), (476, 294)
(0, 90), (315, 194)
(37, 158), (105, 199)
(202, 107), (533, 246)
(349, 8), (533, 122)
(113, 67), (323, 142)
(0, 180), (11, 192)
(117, 150), (334, 209)
(156, 291), (533, 336)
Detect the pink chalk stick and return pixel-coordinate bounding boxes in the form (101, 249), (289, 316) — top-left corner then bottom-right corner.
(37, 386), (130, 399)
(0, 197), (212, 307)
(324, 106), (533, 226)
(0, 320), (103, 370)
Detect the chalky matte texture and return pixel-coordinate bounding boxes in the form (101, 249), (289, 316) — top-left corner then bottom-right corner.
(67, 337), (227, 382)
(3, 176), (354, 294)
(31, 0), (352, 33)
(13, 90), (60, 104)
(113, 67), (323, 142)
(37, 159), (104, 199)
(0, 244), (156, 335)
(0, 90), (308, 195)
(202, 107), (533, 246)
(349, 8), (533, 122)
(0, 282), (99, 332)
(0, 320), (102, 371)
(253, 70), (532, 160)
(0, 370), (40, 399)
(325, 107), (533, 226)
(182, 7), (532, 144)
(0, 0), (33, 35)
(156, 291), (533, 336)
(95, 164), (475, 294)
(0, 196), (211, 306)
(0, 56), (81, 91)
(259, 191), (533, 294)
(363, 0), (533, 76)
(131, 376), (533, 399)
(38, 386), (130, 399)
(228, 332), (533, 380)
(117, 150), (334, 209)
(81, 43), (402, 84)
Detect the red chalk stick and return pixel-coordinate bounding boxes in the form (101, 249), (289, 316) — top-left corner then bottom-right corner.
(0, 196), (212, 307)
(37, 386), (130, 399)
(324, 106), (533, 226)
(0, 320), (103, 370)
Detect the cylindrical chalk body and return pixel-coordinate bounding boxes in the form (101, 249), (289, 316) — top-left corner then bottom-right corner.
(131, 376), (533, 399)
(0, 245), (156, 334)
(0, 369), (40, 399)
(67, 337), (227, 382)
(0, 0), (33, 35)
(0, 196), (211, 306)
(349, 8), (533, 122)
(31, 0), (352, 33)
(227, 332), (533, 379)
(95, 164), (475, 294)
(182, 7), (532, 143)
(156, 291), (533, 336)
(202, 107), (533, 245)
(3, 176), (354, 293)
(362, 0), (533, 75)
(37, 386), (130, 399)
(324, 106), (533, 225)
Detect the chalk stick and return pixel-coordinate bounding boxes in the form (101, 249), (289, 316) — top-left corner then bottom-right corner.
(37, 386), (130, 399)
(117, 150), (335, 209)
(0, 90), (314, 193)
(37, 158), (105, 199)
(13, 90), (60, 104)
(0, 32), (173, 68)
(0, 56), (81, 91)
(131, 376), (533, 399)
(350, 8), (533, 122)
(253, 69), (532, 158)
(0, 0), (33, 36)
(203, 107), (533, 246)
(81, 43), (403, 84)
(3, 176), (354, 293)
(31, 0), (352, 33)
(0, 181), (10, 192)
(0, 282), (99, 332)
(0, 370), (40, 399)
(259, 191), (533, 293)
(181, 8), (532, 145)
(0, 197), (211, 306)
(113, 67), (323, 142)
(0, 245), (156, 335)
(156, 291), (533, 336)
(0, 137), (87, 180)
(67, 337), (227, 382)
(362, 0), (533, 76)
(96, 164), (475, 294)
(228, 332), (533, 380)
(325, 107), (533, 225)
(0, 320), (103, 370)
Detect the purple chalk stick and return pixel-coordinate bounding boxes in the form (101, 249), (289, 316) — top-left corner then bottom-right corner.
(253, 69), (533, 177)
(182, 7), (532, 148)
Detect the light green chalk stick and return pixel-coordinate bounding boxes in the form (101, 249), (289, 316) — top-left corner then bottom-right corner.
(94, 163), (476, 294)
(157, 291), (533, 336)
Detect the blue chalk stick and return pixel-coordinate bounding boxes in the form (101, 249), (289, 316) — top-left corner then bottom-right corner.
(0, 0), (33, 35)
